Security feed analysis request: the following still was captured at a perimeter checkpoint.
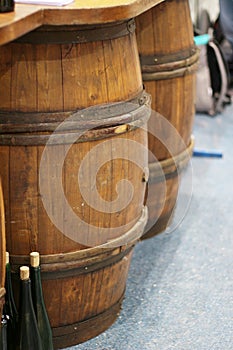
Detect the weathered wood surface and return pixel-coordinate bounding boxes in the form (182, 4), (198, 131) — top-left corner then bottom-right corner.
(0, 19), (149, 347)
(136, 0), (197, 237)
(0, 0), (165, 45)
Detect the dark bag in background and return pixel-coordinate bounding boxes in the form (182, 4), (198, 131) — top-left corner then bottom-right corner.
(194, 10), (231, 116)
(213, 16), (233, 80)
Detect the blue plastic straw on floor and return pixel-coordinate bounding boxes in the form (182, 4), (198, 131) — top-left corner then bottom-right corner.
(193, 148), (223, 158)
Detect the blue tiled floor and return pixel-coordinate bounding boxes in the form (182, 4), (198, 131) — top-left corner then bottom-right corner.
(65, 102), (233, 350)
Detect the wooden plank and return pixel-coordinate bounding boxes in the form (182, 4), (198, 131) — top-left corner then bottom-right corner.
(9, 146), (39, 255)
(0, 44), (12, 110)
(0, 0), (165, 46)
(36, 43), (64, 111)
(0, 5), (43, 45)
(11, 43), (38, 111)
(42, 0), (165, 26)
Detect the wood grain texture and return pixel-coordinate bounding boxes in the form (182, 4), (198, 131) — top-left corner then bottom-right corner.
(143, 138), (194, 238)
(0, 22), (148, 347)
(0, 25), (146, 254)
(1, 27), (142, 112)
(10, 209), (147, 348)
(136, 0), (197, 237)
(0, 0), (165, 46)
(136, 0), (196, 158)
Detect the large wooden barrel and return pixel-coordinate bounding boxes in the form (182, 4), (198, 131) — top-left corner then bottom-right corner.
(11, 209), (147, 349)
(0, 180), (6, 320)
(136, 0), (198, 238)
(0, 20), (149, 348)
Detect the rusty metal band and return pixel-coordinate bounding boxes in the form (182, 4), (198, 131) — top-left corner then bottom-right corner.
(141, 47), (199, 81)
(0, 91), (151, 146)
(10, 207), (147, 279)
(140, 46), (198, 66)
(14, 19), (136, 45)
(11, 247), (133, 281)
(149, 136), (194, 183)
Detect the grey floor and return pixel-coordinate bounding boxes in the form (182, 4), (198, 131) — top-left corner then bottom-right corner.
(65, 102), (233, 350)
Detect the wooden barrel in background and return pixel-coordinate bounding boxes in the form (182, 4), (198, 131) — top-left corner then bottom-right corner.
(0, 20), (149, 348)
(0, 180), (6, 320)
(136, 0), (198, 238)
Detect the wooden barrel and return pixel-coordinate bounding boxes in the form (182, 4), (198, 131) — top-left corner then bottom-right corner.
(11, 208), (147, 349)
(0, 180), (6, 320)
(136, 0), (198, 237)
(0, 20), (149, 348)
(145, 137), (194, 238)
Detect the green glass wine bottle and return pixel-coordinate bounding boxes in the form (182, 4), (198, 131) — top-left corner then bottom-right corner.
(4, 252), (18, 350)
(0, 313), (8, 350)
(18, 266), (43, 350)
(30, 252), (54, 350)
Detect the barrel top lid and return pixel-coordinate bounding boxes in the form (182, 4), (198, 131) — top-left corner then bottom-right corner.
(20, 266), (30, 280)
(30, 252), (40, 268)
(0, 0), (165, 46)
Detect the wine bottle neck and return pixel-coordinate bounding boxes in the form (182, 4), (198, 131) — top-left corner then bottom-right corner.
(30, 266), (44, 298)
(5, 263), (13, 295)
(5, 262), (18, 321)
(20, 279), (34, 312)
(18, 278), (44, 350)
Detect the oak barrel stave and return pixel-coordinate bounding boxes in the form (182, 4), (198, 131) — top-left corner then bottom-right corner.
(136, 0), (197, 237)
(0, 20), (149, 347)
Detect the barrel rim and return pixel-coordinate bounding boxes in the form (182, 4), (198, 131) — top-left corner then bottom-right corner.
(148, 136), (194, 183)
(141, 48), (200, 80)
(140, 46), (198, 66)
(0, 91), (151, 146)
(14, 19), (136, 45)
(51, 292), (125, 349)
(9, 206), (148, 274)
